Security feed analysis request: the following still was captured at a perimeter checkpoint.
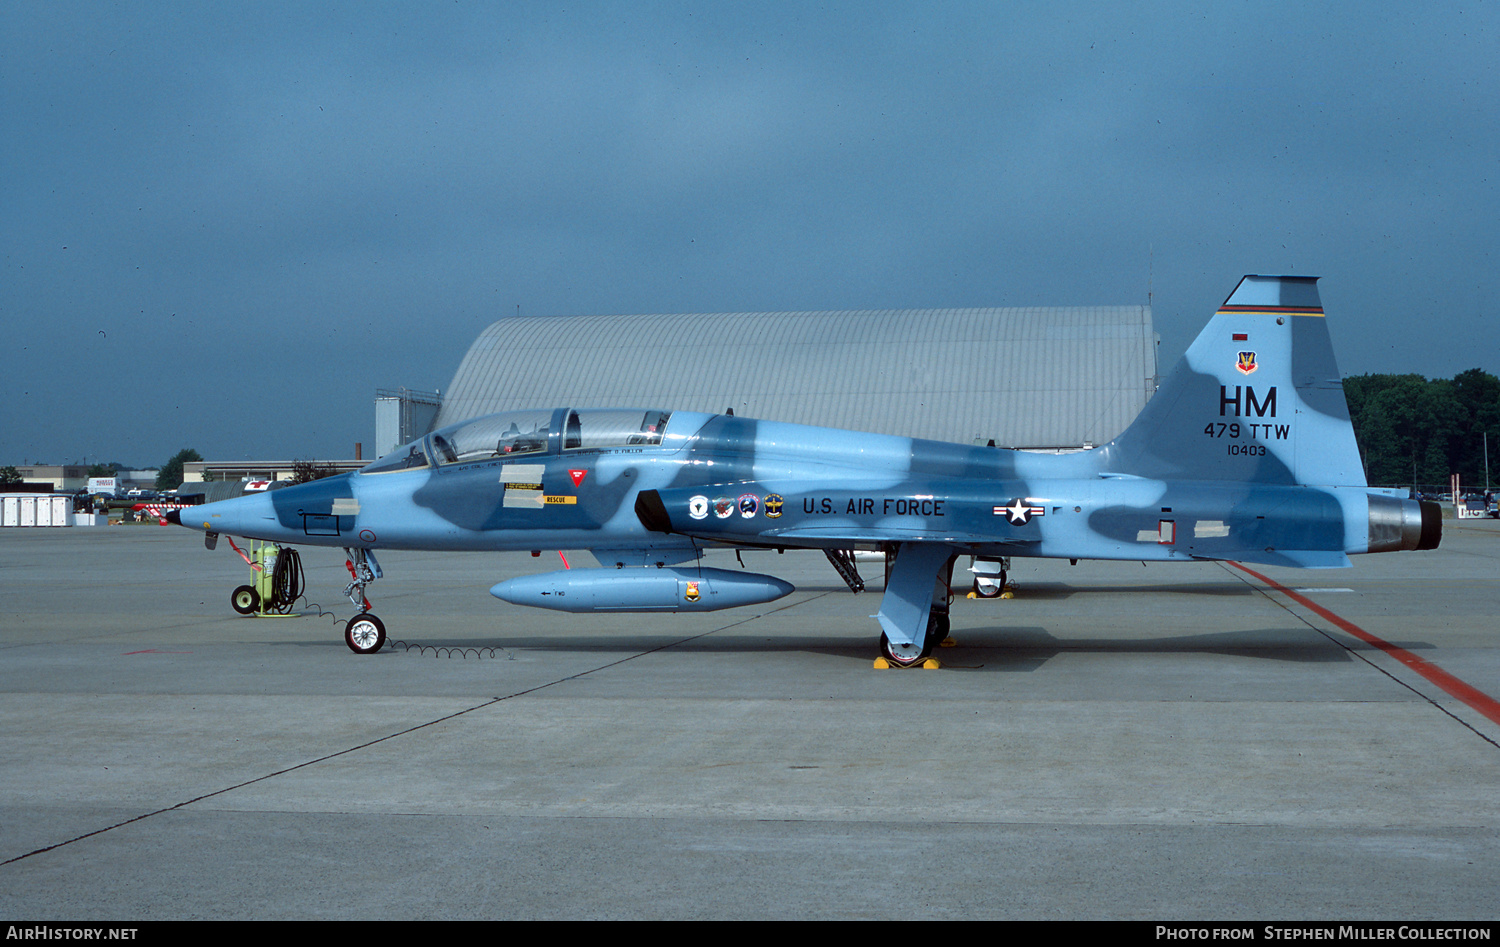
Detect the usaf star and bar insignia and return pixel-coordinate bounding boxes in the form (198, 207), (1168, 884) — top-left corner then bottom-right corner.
(994, 498), (1045, 525)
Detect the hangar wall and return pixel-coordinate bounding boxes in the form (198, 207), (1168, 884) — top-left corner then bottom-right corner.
(434, 306), (1157, 450)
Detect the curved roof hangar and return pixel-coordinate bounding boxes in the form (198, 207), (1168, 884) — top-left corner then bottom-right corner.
(436, 306), (1157, 450)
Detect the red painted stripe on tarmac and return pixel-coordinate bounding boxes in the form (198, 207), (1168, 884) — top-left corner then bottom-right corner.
(1229, 560), (1500, 726)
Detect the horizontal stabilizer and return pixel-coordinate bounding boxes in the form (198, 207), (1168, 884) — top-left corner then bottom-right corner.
(1217, 549), (1352, 569)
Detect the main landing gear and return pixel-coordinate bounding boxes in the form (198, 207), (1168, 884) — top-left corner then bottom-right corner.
(969, 556), (1010, 598)
(874, 546), (957, 669)
(878, 609), (951, 668)
(342, 548), (386, 654)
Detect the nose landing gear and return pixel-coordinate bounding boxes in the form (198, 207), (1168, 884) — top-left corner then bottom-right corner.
(342, 548), (386, 654)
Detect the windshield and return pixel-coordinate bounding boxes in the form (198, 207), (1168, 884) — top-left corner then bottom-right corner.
(361, 441), (430, 474)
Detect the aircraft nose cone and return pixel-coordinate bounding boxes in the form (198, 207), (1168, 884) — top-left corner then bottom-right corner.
(165, 509), (182, 526)
(170, 491), (281, 538)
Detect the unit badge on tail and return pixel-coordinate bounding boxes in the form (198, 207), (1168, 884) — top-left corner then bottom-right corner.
(1236, 351), (1258, 375)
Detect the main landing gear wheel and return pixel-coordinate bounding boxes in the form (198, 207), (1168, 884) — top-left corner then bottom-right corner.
(231, 585), (259, 615)
(879, 632), (933, 668)
(878, 610), (950, 668)
(345, 613), (386, 654)
(974, 578), (1003, 598)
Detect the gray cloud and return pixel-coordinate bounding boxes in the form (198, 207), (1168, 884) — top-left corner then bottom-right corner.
(4, 1), (1497, 466)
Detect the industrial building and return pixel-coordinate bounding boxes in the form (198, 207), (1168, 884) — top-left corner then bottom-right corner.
(180, 459), (367, 485)
(3, 465), (89, 491)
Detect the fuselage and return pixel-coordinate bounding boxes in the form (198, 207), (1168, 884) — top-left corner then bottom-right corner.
(172, 406), (1432, 569)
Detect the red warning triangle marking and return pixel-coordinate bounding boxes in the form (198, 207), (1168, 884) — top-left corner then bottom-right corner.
(569, 469), (587, 487)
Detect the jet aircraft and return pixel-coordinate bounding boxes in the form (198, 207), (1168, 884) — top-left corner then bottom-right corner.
(169, 276), (1440, 665)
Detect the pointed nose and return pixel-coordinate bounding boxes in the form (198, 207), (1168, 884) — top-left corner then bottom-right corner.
(171, 492), (281, 538)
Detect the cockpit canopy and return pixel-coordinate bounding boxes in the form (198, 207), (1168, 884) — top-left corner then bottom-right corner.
(361, 408), (673, 474)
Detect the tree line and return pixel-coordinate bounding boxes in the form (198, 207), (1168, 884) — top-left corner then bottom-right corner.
(1344, 369), (1500, 490)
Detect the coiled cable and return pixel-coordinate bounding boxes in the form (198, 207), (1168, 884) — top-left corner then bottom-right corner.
(265, 546), (304, 614)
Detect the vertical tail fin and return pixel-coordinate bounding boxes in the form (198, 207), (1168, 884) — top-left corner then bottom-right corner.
(1095, 275), (1366, 487)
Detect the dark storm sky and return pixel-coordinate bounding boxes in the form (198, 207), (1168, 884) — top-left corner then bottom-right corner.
(4, 2), (1496, 466)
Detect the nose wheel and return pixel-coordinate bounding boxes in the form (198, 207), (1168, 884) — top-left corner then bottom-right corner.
(345, 613), (386, 654)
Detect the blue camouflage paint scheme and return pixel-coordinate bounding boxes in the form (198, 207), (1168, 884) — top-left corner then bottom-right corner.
(172, 277), (1440, 663)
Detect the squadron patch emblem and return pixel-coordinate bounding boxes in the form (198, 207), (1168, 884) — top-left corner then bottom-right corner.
(684, 581), (700, 603)
(763, 494), (784, 518)
(713, 497), (735, 519)
(688, 495), (709, 520)
(1236, 351), (1258, 375)
(738, 494), (759, 518)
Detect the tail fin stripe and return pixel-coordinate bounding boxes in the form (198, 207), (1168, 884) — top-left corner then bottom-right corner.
(1218, 306), (1325, 316)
